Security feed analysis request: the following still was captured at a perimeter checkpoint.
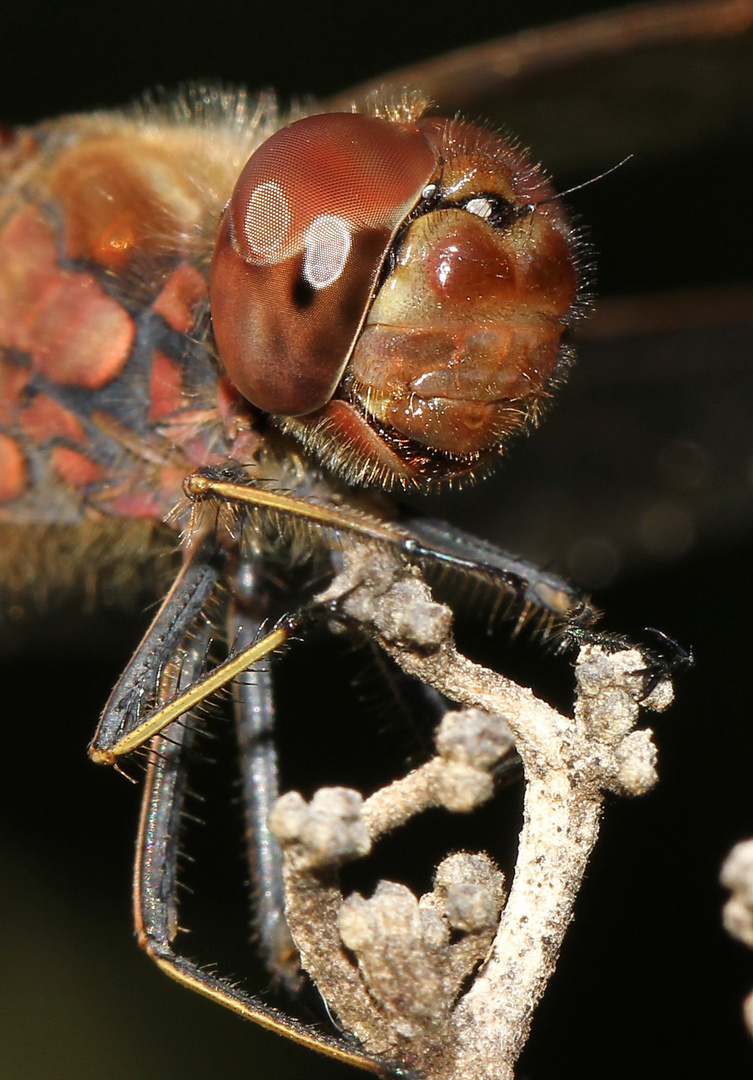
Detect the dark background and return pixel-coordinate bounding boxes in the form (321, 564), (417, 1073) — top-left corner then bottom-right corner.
(2, 2), (753, 1079)
(0, 0), (706, 125)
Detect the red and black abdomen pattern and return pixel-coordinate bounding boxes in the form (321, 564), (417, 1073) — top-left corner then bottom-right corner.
(0, 117), (255, 526)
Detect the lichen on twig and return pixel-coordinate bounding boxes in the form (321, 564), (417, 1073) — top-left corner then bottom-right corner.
(721, 839), (753, 1034)
(269, 543), (675, 1079)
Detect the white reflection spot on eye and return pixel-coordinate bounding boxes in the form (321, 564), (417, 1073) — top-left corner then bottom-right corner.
(302, 214), (352, 289)
(244, 181), (291, 260)
(464, 197), (493, 220)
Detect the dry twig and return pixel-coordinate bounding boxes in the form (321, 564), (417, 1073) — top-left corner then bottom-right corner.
(721, 840), (753, 1034)
(269, 543), (675, 1079)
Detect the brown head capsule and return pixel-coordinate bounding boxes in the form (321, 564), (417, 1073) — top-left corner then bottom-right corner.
(209, 110), (582, 487)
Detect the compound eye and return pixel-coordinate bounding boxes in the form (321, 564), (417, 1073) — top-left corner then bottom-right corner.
(210, 113), (437, 416)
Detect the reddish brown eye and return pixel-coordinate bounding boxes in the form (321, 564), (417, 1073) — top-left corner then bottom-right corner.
(281, 117), (582, 487)
(209, 113), (437, 416)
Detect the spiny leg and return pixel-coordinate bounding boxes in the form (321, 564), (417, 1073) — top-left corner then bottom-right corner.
(229, 554), (299, 991)
(183, 470), (595, 641)
(90, 561), (294, 767)
(398, 514), (593, 633)
(133, 610), (384, 1073)
(90, 535), (225, 761)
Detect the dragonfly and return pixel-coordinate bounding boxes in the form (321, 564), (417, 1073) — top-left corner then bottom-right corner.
(2, 56), (596, 1079)
(2, 2), (752, 1079)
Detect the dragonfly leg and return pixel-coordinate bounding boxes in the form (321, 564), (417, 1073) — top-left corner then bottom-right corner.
(181, 469), (595, 643)
(90, 535), (225, 760)
(132, 625), (382, 1073)
(229, 555), (300, 991)
(399, 514), (595, 637)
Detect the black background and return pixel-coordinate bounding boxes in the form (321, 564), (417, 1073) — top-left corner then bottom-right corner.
(2, 2), (753, 1079)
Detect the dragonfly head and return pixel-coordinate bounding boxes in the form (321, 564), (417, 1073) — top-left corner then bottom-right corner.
(210, 109), (582, 489)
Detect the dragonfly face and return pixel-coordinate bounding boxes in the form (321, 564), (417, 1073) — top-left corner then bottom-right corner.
(1, 2), (751, 1080)
(211, 110), (580, 485)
